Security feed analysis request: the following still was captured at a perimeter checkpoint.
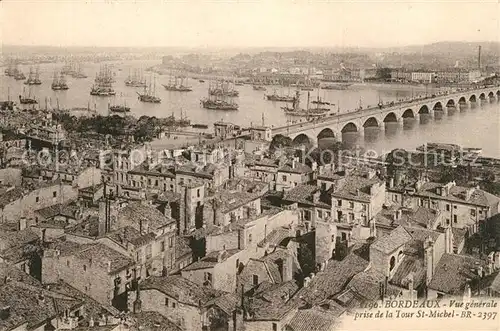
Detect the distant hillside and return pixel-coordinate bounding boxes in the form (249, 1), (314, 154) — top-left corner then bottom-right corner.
(385, 41), (500, 56)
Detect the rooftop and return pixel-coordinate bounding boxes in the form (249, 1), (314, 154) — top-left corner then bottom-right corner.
(428, 253), (487, 295)
(141, 275), (224, 306)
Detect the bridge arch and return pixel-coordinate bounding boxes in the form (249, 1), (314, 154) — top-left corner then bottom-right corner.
(469, 94), (477, 102)
(418, 105), (430, 114)
(341, 122), (358, 133)
(479, 93), (486, 100)
(432, 102), (443, 111)
(446, 99), (455, 107)
(317, 128), (336, 140)
(402, 109), (415, 119)
(497, 90), (500, 97)
(458, 96), (467, 104)
(383, 112), (398, 123)
(292, 133), (315, 147)
(363, 117), (380, 128)
(488, 91), (495, 99)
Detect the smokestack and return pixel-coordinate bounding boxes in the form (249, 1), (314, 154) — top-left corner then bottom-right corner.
(478, 46), (482, 70)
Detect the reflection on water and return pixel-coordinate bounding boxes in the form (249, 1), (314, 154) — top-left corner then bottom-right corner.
(319, 98), (499, 158)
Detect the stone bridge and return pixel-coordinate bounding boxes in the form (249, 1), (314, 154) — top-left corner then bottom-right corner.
(272, 85), (500, 146)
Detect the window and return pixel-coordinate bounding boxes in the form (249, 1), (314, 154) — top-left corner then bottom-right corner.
(160, 241), (165, 252)
(317, 210), (323, 219)
(341, 232), (347, 241)
(253, 274), (259, 286)
(169, 236), (173, 248)
(36, 196), (39, 203)
(66, 260), (70, 267)
(204, 272), (212, 283)
(155, 180), (159, 187)
(282, 175), (287, 182)
(146, 244), (152, 260)
(197, 189), (200, 198)
(164, 298), (169, 306)
(337, 200), (342, 207)
(453, 215), (458, 223)
(471, 209), (476, 217)
(349, 201), (354, 209)
(197, 201), (201, 207)
(321, 182), (326, 191)
(248, 234), (253, 244)
(172, 302), (176, 308)
(446, 219), (450, 225)
(83, 265), (87, 272)
(349, 213), (354, 222)
(53, 191), (57, 198)
(389, 256), (396, 271)
(272, 323), (278, 331)
(454, 206), (457, 209)
(393, 195), (399, 202)
(446, 204), (450, 211)
(236, 259), (240, 271)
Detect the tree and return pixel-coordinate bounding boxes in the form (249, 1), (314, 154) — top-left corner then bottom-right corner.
(376, 67), (392, 80)
(269, 134), (292, 151)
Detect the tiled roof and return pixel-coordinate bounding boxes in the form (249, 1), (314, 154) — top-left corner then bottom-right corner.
(0, 281), (82, 331)
(182, 249), (240, 271)
(296, 253), (369, 305)
(371, 226), (412, 254)
(141, 275), (224, 306)
(286, 308), (337, 331)
(74, 243), (135, 274)
(0, 228), (39, 250)
(205, 293), (239, 315)
(347, 268), (402, 302)
(283, 184), (331, 208)
(0, 262), (40, 286)
(175, 236), (193, 259)
(330, 175), (383, 203)
(106, 226), (155, 247)
(130, 311), (182, 331)
(0, 187), (23, 208)
(258, 226), (293, 248)
(245, 281), (301, 321)
(117, 202), (176, 232)
(278, 161), (312, 174)
(35, 202), (80, 220)
(416, 182), (500, 208)
(390, 255), (426, 289)
(428, 253), (487, 295)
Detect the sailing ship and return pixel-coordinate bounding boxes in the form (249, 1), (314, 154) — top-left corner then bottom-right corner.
(162, 75), (193, 92)
(265, 88), (296, 102)
(281, 91), (330, 118)
(51, 71), (69, 90)
(109, 100), (130, 113)
(14, 70), (26, 80)
(124, 68), (147, 87)
(71, 63), (87, 79)
(209, 80), (239, 97)
(137, 76), (161, 103)
(4, 62), (18, 77)
(165, 109), (191, 127)
(61, 62), (74, 76)
(253, 85), (266, 91)
(201, 81), (238, 110)
(311, 89), (331, 106)
(19, 87), (37, 105)
(24, 67), (42, 85)
(90, 65), (116, 96)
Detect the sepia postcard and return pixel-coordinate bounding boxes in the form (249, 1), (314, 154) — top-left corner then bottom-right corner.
(0, 0), (500, 330)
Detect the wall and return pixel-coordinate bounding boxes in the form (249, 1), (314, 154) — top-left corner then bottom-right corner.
(1, 184), (78, 224)
(77, 167), (102, 189)
(130, 288), (202, 331)
(0, 167), (22, 186)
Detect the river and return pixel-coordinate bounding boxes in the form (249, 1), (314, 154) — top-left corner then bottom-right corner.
(1, 60), (499, 158)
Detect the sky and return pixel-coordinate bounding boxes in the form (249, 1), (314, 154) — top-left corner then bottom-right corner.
(1, 0), (499, 48)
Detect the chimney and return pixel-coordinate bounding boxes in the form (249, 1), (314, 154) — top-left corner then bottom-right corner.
(292, 159), (296, 169)
(133, 283), (142, 313)
(394, 209), (402, 221)
(407, 273), (415, 300)
(388, 178), (394, 188)
(98, 199), (107, 236)
(424, 238), (434, 286)
(477, 266), (484, 278)
(18, 218), (27, 231)
(107, 261), (112, 274)
(312, 190), (320, 203)
(444, 226), (453, 254)
(163, 203), (171, 218)
(303, 277), (311, 288)
(478, 46), (482, 70)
